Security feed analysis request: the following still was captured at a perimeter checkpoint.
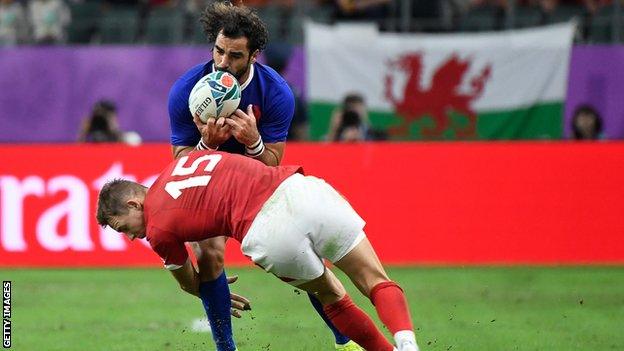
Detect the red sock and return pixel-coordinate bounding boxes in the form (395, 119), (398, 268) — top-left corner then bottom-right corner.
(370, 281), (414, 334)
(323, 294), (394, 351)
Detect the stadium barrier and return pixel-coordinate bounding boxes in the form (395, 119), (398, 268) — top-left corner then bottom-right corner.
(1, 142), (623, 267)
(3, 46), (624, 143)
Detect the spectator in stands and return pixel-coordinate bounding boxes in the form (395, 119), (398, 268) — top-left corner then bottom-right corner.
(468, 0), (508, 30)
(182, 0), (205, 41)
(334, 109), (366, 142)
(327, 93), (387, 142)
(78, 100), (142, 145)
(514, 0), (600, 39)
(318, 0), (390, 27)
(136, 0), (179, 41)
(328, 93), (367, 142)
(243, 0), (294, 41)
(571, 104), (604, 140)
(28, 0), (70, 44)
(0, 0), (29, 45)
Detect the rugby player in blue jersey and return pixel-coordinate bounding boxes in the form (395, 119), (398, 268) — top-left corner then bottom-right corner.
(166, 1), (361, 350)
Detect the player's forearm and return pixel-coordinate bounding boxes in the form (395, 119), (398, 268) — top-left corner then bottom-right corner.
(249, 141), (284, 166)
(172, 145), (194, 160)
(254, 147), (280, 166)
(171, 259), (201, 297)
(178, 281), (200, 297)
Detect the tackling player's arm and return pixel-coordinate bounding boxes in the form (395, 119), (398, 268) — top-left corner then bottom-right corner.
(172, 145), (194, 159)
(255, 141), (284, 166)
(170, 258), (201, 297)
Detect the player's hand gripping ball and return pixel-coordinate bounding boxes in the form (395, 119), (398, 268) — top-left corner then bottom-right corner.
(188, 71), (241, 123)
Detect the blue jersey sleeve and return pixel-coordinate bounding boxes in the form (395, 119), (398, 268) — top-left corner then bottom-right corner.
(168, 67), (204, 147)
(259, 81), (295, 143)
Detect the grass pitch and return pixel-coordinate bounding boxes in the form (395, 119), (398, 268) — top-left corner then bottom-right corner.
(2, 266), (623, 351)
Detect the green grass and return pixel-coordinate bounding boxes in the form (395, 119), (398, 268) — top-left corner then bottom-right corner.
(2, 267), (624, 350)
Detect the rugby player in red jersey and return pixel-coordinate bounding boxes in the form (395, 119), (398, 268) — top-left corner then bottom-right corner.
(96, 151), (419, 351)
(167, 1), (359, 348)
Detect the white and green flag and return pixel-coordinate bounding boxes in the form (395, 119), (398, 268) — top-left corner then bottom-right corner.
(305, 21), (575, 140)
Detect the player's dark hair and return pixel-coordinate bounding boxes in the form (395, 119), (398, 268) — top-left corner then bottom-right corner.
(96, 179), (143, 227)
(199, 1), (268, 54)
(93, 99), (117, 114)
(85, 111), (122, 143)
(572, 104), (603, 140)
(335, 110), (362, 141)
(343, 93), (365, 107)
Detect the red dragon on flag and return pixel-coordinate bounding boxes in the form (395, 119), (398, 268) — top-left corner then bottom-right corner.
(385, 53), (492, 139)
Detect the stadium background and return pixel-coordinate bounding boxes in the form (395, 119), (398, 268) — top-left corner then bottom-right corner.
(1, 0), (624, 350)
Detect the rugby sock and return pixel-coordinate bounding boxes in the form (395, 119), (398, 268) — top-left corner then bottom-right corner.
(308, 293), (351, 345)
(370, 281), (417, 348)
(199, 271), (236, 351)
(323, 294), (394, 351)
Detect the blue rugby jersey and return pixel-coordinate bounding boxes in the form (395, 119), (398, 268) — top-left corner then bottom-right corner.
(168, 60), (295, 155)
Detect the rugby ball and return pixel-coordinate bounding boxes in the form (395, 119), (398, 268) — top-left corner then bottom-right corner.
(188, 71), (241, 122)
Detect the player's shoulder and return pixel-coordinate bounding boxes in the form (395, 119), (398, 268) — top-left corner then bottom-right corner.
(254, 62), (291, 92)
(169, 61), (211, 97)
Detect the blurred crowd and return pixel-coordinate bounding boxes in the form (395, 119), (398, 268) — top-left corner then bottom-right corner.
(1, 0), (614, 143)
(1, 0), (622, 45)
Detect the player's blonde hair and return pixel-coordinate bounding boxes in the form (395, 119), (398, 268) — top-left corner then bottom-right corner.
(96, 179), (145, 227)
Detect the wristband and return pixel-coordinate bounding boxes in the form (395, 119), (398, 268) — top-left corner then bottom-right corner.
(195, 139), (217, 151)
(245, 136), (265, 158)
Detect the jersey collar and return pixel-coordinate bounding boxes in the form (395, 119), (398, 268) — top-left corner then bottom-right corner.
(239, 63), (254, 91)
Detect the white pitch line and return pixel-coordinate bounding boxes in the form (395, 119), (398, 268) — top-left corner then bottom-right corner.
(190, 317), (212, 333)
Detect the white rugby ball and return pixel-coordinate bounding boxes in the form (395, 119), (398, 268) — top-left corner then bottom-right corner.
(188, 71), (241, 122)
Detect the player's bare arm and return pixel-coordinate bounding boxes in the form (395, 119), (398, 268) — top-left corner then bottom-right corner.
(169, 256), (250, 317)
(226, 105), (285, 166)
(191, 238), (252, 317)
(170, 258), (201, 298)
(172, 145), (194, 159)
(256, 142), (284, 166)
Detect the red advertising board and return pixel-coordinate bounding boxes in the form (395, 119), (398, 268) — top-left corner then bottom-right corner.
(1, 142), (623, 267)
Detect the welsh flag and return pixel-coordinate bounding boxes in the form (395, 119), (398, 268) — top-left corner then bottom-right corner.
(305, 22), (576, 140)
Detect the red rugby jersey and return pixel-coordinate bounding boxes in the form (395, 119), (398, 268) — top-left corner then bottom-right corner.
(144, 151), (302, 268)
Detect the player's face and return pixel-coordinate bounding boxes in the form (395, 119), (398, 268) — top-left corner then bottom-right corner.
(110, 208), (146, 241)
(213, 31), (258, 82)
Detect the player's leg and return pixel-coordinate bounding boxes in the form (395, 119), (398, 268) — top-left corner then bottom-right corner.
(241, 204), (376, 349)
(191, 236), (237, 351)
(334, 237), (418, 351)
(296, 268), (395, 351)
(241, 174), (357, 349)
(306, 292), (354, 348)
(294, 175), (417, 351)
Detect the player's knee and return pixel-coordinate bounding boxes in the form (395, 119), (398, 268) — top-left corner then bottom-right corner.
(196, 247), (225, 281)
(314, 286), (346, 305)
(198, 260), (225, 281)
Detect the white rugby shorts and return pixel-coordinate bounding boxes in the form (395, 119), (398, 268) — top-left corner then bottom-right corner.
(241, 173), (366, 286)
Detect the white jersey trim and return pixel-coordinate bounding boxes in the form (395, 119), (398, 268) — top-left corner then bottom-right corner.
(239, 63), (254, 91)
(165, 263), (183, 271)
